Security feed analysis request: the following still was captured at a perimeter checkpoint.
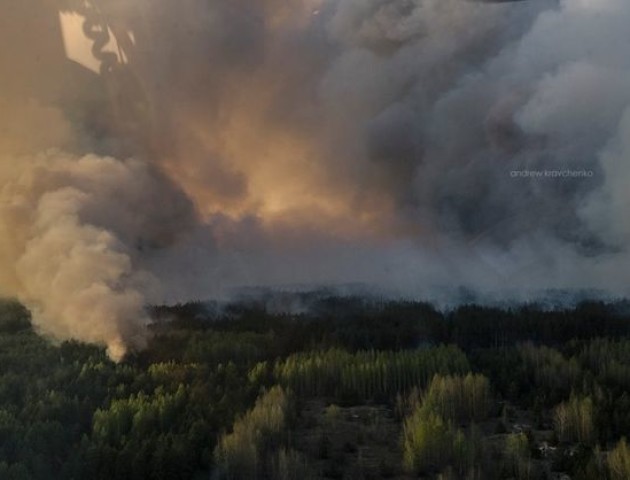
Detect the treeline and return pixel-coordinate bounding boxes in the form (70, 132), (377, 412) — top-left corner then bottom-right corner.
(153, 298), (630, 352)
(269, 345), (470, 401)
(0, 300), (259, 480)
(2, 296), (630, 479)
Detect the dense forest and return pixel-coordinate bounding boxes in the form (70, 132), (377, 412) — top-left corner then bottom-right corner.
(2, 294), (630, 479)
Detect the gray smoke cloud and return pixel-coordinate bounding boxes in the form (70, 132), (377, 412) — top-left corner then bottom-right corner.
(1, 0), (629, 357)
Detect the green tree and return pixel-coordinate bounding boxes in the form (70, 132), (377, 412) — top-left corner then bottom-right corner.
(214, 386), (293, 480)
(607, 438), (630, 480)
(554, 395), (595, 445)
(504, 433), (531, 480)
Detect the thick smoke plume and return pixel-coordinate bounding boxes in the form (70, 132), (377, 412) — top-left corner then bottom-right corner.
(1, 0), (629, 357)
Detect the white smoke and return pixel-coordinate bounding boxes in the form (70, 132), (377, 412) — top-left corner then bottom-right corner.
(0, 144), (195, 359)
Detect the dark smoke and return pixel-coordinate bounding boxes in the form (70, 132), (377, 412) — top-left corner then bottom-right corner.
(1, 0), (629, 357)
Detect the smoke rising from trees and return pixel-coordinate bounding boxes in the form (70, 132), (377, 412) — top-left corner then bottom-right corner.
(1, 0), (629, 357)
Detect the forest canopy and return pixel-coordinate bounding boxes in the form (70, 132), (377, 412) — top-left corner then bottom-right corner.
(1, 296), (630, 479)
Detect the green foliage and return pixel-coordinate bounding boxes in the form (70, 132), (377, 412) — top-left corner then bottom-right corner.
(401, 373), (488, 476)
(403, 411), (454, 474)
(607, 438), (630, 480)
(402, 408), (482, 476)
(0, 320), (254, 480)
(518, 343), (582, 404)
(1, 298), (630, 479)
(92, 384), (188, 445)
(214, 386), (294, 480)
(554, 394), (596, 445)
(270, 448), (316, 480)
(576, 338), (630, 391)
(419, 373), (492, 423)
(183, 331), (277, 366)
(504, 433), (532, 480)
(274, 345), (470, 400)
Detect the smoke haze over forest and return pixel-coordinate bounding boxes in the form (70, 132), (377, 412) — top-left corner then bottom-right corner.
(1, 0), (630, 357)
